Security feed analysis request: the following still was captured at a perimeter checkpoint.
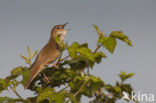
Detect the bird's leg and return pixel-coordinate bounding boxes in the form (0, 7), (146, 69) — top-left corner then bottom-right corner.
(43, 72), (50, 83)
(45, 62), (59, 69)
(53, 62), (59, 69)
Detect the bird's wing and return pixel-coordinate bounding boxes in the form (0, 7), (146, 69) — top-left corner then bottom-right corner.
(35, 43), (60, 66)
(35, 42), (60, 71)
(25, 42), (60, 89)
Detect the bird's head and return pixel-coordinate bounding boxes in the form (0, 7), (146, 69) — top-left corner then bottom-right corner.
(51, 23), (69, 41)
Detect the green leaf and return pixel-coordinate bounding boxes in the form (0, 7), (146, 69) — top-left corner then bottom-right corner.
(0, 78), (13, 93)
(126, 73), (134, 79)
(79, 76), (105, 97)
(69, 75), (105, 98)
(37, 88), (54, 102)
(98, 35), (116, 53)
(93, 24), (101, 36)
(65, 93), (78, 103)
(54, 35), (61, 47)
(12, 80), (20, 90)
(27, 46), (31, 59)
(0, 96), (30, 103)
(121, 71), (126, 76)
(0, 79), (6, 93)
(109, 31), (132, 46)
(80, 43), (88, 48)
(94, 52), (107, 63)
(11, 67), (22, 76)
(31, 50), (38, 59)
(21, 46), (38, 66)
(105, 37), (116, 53)
(98, 35), (107, 44)
(20, 55), (28, 60)
(69, 75), (84, 91)
(114, 87), (122, 93)
(20, 54), (31, 65)
(21, 68), (30, 87)
(119, 71), (126, 82)
(76, 47), (95, 61)
(93, 24), (106, 37)
(119, 71), (134, 82)
(26, 59), (31, 65)
(94, 52), (107, 58)
(37, 88), (65, 103)
(120, 84), (133, 95)
(67, 42), (80, 58)
(68, 42), (94, 61)
(55, 36), (68, 50)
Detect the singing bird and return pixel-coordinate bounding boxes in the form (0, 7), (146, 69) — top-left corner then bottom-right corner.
(25, 23), (68, 89)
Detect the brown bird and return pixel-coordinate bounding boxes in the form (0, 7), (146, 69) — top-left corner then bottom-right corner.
(25, 23), (68, 89)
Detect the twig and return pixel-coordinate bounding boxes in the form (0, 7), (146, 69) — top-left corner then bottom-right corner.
(56, 53), (69, 66)
(65, 99), (70, 103)
(56, 52), (63, 65)
(93, 44), (102, 54)
(60, 55), (70, 62)
(81, 44), (102, 72)
(58, 85), (70, 93)
(94, 90), (113, 97)
(73, 80), (88, 97)
(87, 66), (89, 74)
(9, 86), (22, 99)
(43, 72), (50, 83)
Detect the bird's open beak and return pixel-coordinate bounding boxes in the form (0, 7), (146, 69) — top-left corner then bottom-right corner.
(63, 23), (68, 28)
(63, 23), (71, 31)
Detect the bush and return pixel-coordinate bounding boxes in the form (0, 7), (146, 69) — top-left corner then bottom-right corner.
(0, 25), (136, 103)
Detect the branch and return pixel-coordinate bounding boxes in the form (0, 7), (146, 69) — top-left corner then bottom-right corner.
(65, 81), (87, 103)
(56, 53), (70, 66)
(60, 55), (70, 62)
(58, 85), (70, 93)
(93, 44), (102, 54)
(81, 44), (102, 72)
(9, 86), (22, 99)
(74, 80), (88, 97)
(56, 51), (63, 65)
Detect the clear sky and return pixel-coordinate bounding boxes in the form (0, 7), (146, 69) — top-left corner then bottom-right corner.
(0, 0), (156, 102)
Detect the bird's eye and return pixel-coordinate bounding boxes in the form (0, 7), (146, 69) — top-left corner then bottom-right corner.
(58, 34), (61, 37)
(56, 27), (60, 29)
(57, 26), (62, 29)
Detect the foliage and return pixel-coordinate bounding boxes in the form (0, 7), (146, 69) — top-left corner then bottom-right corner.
(20, 46), (38, 66)
(0, 25), (135, 103)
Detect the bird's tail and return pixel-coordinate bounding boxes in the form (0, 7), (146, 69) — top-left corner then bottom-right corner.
(24, 63), (43, 90)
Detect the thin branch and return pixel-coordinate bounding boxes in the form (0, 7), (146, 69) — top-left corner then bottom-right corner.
(58, 85), (70, 93)
(60, 55), (70, 62)
(81, 44), (102, 72)
(93, 44), (102, 54)
(9, 86), (22, 99)
(56, 51), (63, 65)
(65, 99), (70, 103)
(56, 53), (70, 66)
(74, 80), (88, 97)
(94, 90), (114, 98)
(80, 63), (88, 72)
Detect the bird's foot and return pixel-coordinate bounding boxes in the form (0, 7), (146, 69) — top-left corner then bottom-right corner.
(53, 63), (59, 69)
(46, 63), (59, 69)
(43, 73), (50, 83)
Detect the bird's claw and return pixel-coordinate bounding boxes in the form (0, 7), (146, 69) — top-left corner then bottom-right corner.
(45, 63), (59, 69)
(43, 73), (50, 83)
(53, 63), (59, 69)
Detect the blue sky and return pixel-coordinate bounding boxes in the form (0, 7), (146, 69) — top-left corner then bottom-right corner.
(0, 0), (156, 102)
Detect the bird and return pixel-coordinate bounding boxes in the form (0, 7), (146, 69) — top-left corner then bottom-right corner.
(25, 23), (68, 89)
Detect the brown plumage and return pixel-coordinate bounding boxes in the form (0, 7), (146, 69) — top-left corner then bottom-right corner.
(25, 23), (68, 89)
